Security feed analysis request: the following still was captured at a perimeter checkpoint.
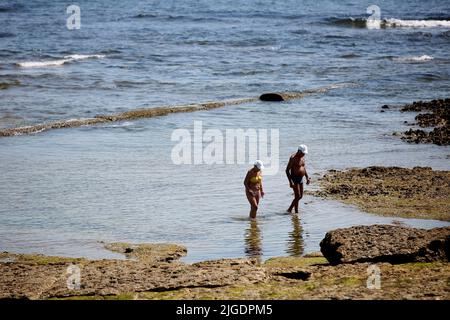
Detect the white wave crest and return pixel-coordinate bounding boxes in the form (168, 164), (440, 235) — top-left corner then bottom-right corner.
(393, 55), (434, 62)
(17, 54), (105, 68)
(383, 19), (450, 28)
(64, 54), (105, 60)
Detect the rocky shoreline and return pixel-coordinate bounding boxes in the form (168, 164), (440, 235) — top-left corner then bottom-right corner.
(386, 98), (450, 145)
(1, 97), (448, 300)
(1, 225), (449, 300)
(312, 166), (450, 221)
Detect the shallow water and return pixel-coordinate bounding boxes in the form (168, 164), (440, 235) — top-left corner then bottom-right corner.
(0, 0), (449, 262)
(1, 96), (449, 262)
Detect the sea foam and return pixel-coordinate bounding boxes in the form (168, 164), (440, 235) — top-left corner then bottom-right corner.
(331, 17), (450, 29)
(16, 54), (105, 68)
(393, 55), (434, 62)
(383, 19), (450, 28)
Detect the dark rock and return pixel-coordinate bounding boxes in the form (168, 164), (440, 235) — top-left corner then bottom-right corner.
(320, 225), (450, 265)
(391, 98), (449, 146)
(416, 113), (446, 127)
(402, 128), (430, 144)
(429, 126), (450, 146)
(276, 271), (311, 280)
(259, 93), (285, 101)
(381, 105), (390, 109)
(259, 91), (309, 102)
(402, 127), (450, 146)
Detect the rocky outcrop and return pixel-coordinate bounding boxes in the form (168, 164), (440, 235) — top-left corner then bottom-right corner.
(2, 246), (450, 300)
(312, 166), (450, 221)
(403, 126), (450, 146)
(320, 225), (450, 265)
(0, 249), (265, 299)
(259, 84), (353, 102)
(259, 92), (307, 101)
(387, 98), (450, 146)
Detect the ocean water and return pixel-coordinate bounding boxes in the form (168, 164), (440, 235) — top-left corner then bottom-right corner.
(0, 0), (449, 262)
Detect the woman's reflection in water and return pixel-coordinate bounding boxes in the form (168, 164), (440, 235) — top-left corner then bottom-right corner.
(244, 219), (262, 262)
(287, 213), (304, 256)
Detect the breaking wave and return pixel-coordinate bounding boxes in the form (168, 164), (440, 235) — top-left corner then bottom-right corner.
(16, 54), (105, 68)
(392, 55), (434, 62)
(384, 19), (450, 28)
(329, 17), (450, 28)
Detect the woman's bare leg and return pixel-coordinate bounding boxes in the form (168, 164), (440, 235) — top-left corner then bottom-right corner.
(246, 192), (259, 219)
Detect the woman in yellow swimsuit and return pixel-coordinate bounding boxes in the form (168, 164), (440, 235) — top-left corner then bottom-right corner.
(243, 160), (265, 219)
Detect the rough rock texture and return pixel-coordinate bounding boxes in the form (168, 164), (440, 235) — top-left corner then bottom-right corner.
(312, 166), (450, 221)
(2, 251), (449, 300)
(103, 242), (187, 264)
(320, 225), (450, 265)
(2, 233), (449, 300)
(387, 98), (450, 145)
(0, 244), (266, 300)
(403, 126), (450, 146)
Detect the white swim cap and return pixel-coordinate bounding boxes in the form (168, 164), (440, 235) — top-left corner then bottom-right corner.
(254, 160), (265, 170)
(298, 144), (308, 154)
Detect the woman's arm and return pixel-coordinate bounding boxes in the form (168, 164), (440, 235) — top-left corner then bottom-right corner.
(260, 179), (264, 197)
(243, 171), (250, 191)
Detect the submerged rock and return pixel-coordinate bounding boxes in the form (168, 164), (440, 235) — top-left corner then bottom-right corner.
(0, 84), (349, 138)
(320, 225), (450, 265)
(0, 80), (20, 90)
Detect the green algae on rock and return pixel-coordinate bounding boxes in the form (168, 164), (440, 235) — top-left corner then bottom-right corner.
(1, 246), (449, 300)
(104, 242), (187, 264)
(320, 225), (450, 265)
(312, 166), (450, 221)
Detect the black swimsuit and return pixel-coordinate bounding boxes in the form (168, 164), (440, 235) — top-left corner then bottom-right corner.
(292, 175), (303, 184)
(291, 158), (305, 184)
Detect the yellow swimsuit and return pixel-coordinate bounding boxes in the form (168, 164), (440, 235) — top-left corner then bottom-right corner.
(250, 175), (262, 184)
